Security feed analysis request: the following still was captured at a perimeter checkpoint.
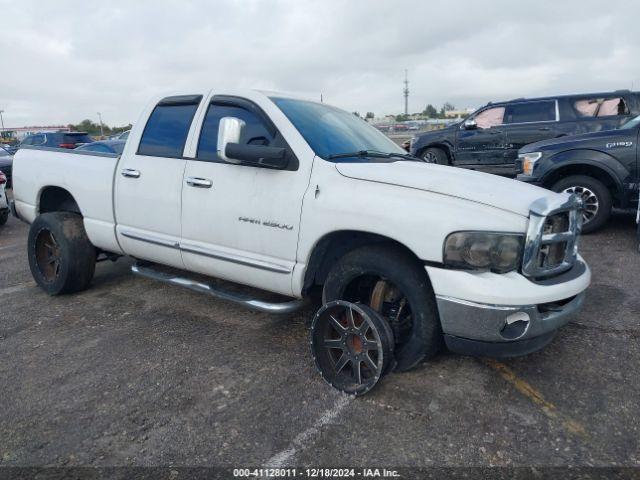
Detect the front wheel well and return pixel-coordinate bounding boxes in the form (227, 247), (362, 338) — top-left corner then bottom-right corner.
(302, 230), (423, 296)
(542, 164), (622, 206)
(38, 186), (82, 215)
(417, 144), (452, 163)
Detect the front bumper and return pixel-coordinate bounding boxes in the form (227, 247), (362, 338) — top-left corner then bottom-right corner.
(427, 258), (590, 357)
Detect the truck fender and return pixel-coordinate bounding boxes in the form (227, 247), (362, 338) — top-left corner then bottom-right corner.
(540, 149), (628, 202)
(416, 141), (455, 161)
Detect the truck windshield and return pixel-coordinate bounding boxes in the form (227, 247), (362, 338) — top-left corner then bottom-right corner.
(620, 114), (640, 130)
(271, 97), (407, 162)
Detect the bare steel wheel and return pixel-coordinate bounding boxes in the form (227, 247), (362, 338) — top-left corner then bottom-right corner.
(563, 185), (599, 224)
(34, 229), (62, 282)
(310, 301), (394, 396)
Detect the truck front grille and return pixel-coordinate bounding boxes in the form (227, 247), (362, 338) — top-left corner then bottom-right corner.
(522, 195), (582, 279)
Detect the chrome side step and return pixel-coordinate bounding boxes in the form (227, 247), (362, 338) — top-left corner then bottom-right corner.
(131, 263), (307, 315)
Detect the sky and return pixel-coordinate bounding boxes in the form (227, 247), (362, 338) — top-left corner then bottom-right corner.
(1, 0), (640, 127)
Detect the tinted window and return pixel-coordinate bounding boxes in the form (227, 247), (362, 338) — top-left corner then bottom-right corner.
(506, 101), (556, 124)
(197, 104), (275, 161)
(138, 102), (200, 158)
(31, 134), (46, 146)
(64, 133), (92, 144)
(271, 97), (405, 161)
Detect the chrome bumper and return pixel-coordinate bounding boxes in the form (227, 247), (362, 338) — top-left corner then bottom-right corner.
(436, 291), (585, 355)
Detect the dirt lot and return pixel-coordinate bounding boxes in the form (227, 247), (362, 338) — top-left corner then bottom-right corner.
(1, 202), (639, 472)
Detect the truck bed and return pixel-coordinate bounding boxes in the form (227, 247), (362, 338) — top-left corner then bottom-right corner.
(12, 146), (122, 254)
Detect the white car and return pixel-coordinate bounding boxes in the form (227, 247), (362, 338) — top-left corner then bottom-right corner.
(11, 90), (590, 380)
(0, 171), (9, 226)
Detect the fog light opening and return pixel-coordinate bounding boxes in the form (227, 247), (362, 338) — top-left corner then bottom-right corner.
(500, 312), (530, 340)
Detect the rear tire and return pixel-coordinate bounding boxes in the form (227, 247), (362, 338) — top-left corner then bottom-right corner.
(0, 209), (8, 226)
(322, 244), (442, 371)
(421, 147), (449, 165)
(28, 212), (96, 295)
(551, 175), (612, 233)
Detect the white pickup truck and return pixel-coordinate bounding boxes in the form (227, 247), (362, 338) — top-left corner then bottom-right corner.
(12, 90), (590, 373)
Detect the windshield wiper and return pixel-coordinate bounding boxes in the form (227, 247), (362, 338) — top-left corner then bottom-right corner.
(327, 150), (419, 161)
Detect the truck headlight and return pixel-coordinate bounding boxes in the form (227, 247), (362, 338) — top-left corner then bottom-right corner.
(443, 232), (524, 273)
(519, 152), (542, 176)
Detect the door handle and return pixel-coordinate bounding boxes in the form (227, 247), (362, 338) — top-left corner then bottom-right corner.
(186, 177), (213, 188)
(121, 168), (141, 178)
(538, 127), (551, 131)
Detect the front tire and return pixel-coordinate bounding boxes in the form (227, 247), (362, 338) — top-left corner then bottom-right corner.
(322, 245), (442, 371)
(551, 175), (612, 233)
(421, 147), (449, 165)
(28, 212), (96, 295)
(0, 209), (8, 226)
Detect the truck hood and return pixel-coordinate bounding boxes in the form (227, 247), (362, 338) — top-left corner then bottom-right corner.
(520, 128), (637, 154)
(335, 161), (548, 217)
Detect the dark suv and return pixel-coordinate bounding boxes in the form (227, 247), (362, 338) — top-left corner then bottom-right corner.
(516, 114), (640, 233)
(410, 90), (640, 176)
(14, 132), (93, 152)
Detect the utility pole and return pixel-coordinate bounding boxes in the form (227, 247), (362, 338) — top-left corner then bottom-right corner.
(0, 110), (5, 132)
(97, 112), (105, 138)
(403, 70), (409, 116)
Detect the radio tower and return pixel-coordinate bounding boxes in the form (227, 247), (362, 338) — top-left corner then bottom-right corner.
(403, 70), (409, 116)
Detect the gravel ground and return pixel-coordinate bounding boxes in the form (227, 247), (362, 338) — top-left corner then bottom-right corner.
(0, 202), (639, 474)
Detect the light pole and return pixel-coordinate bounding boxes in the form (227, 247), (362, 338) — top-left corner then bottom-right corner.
(97, 112), (104, 138)
(0, 110), (5, 131)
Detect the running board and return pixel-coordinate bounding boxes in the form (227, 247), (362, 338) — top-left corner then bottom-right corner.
(131, 263), (307, 314)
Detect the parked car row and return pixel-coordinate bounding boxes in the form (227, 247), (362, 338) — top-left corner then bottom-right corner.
(408, 89), (640, 233)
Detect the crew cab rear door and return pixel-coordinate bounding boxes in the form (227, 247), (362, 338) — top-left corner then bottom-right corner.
(503, 99), (558, 164)
(114, 95), (203, 268)
(179, 94), (310, 296)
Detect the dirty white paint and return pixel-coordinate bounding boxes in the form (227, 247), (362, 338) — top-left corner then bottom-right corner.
(265, 394), (352, 468)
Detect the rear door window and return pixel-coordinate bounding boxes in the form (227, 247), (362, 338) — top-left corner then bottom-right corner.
(506, 101), (556, 124)
(573, 97), (629, 117)
(197, 103), (275, 161)
(138, 95), (202, 158)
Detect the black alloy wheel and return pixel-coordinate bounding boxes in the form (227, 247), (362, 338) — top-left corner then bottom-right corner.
(310, 300), (394, 396)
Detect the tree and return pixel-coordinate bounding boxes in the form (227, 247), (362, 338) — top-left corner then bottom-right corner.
(365, 112), (374, 121)
(67, 120), (132, 137)
(353, 111), (361, 118)
(395, 114), (409, 122)
(423, 104), (438, 118)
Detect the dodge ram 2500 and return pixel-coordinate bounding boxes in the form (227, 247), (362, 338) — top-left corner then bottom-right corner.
(12, 90), (591, 371)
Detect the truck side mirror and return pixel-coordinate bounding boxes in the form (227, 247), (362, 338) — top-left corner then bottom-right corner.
(218, 117), (246, 164)
(463, 119), (478, 130)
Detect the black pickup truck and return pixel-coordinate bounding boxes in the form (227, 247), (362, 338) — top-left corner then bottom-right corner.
(516, 114), (639, 233)
(410, 90), (640, 176)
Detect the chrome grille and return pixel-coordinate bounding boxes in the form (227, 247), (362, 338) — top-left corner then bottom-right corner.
(522, 194), (582, 279)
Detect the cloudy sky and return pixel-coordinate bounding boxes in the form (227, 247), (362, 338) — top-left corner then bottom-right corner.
(1, 0), (639, 127)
